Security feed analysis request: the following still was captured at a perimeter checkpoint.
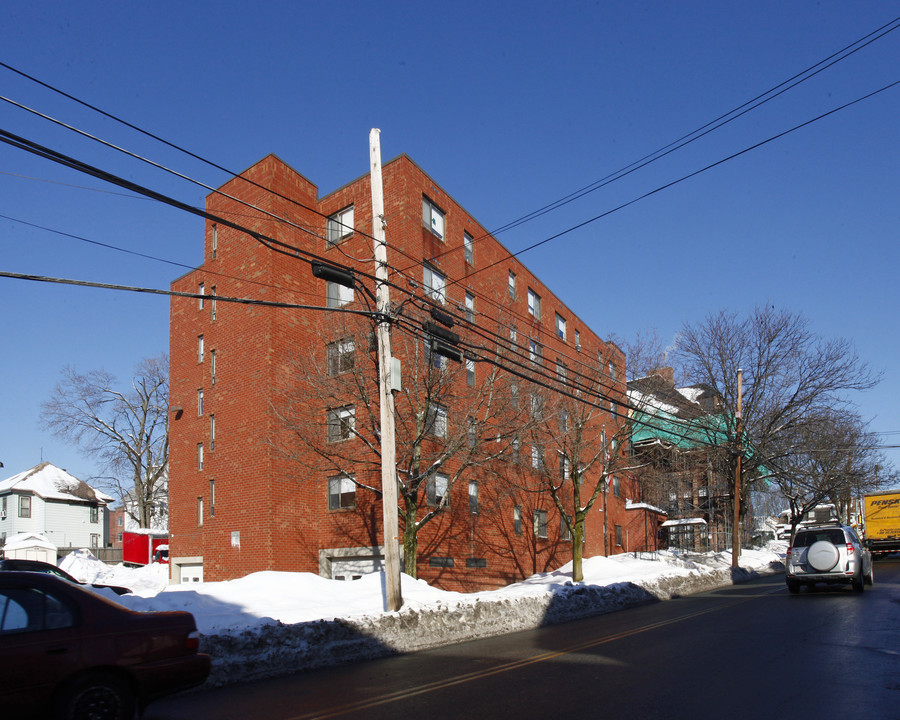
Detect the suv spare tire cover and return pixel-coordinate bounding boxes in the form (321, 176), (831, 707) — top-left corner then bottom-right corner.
(807, 540), (840, 572)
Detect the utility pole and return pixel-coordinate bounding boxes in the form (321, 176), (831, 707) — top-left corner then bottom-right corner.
(732, 368), (743, 569)
(369, 129), (402, 611)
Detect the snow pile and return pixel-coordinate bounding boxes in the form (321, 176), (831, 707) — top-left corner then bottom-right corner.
(59, 545), (786, 687)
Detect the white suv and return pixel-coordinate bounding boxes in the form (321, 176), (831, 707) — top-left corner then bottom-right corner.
(785, 523), (874, 594)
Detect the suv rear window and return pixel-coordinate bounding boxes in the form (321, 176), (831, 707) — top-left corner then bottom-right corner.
(794, 529), (845, 547)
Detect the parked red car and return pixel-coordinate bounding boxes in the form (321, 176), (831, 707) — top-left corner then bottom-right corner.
(0, 572), (210, 719)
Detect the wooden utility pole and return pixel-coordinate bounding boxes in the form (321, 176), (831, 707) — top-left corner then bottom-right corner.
(732, 368), (743, 569)
(369, 128), (402, 611)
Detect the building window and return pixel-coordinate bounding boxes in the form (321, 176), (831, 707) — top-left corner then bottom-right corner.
(211, 286), (217, 321)
(612, 475), (621, 498)
(423, 264), (446, 304)
(528, 338), (543, 364)
(328, 474), (356, 510)
(211, 223), (218, 259)
(466, 358), (475, 387)
(422, 197), (445, 239)
(527, 289), (541, 320)
(508, 271), (516, 299)
(574, 329), (581, 350)
(425, 339), (447, 370)
(429, 556), (454, 568)
(198, 497), (204, 526)
(425, 404), (448, 438)
(327, 338), (355, 376)
(197, 388), (204, 416)
(210, 350), (216, 385)
(90, 534), (100, 548)
(531, 445), (542, 470)
(209, 479), (215, 517)
(615, 524), (624, 546)
(560, 514), (571, 541)
(465, 292), (475, 322)
(117, 515), (123, 526)
(327, 406), (355, 442)
(210, 414), (216, 451)
(19, 495), (31, 519)
(198, 283), (205, 310)
(90, 506), (99, 524)
(197, 443), (204, 470)
(556, 360), (567, 382)
(198, 335), (204, 363)
(326, 281), (354, 308)
(469, 481), (479, 514)
(466, 557), (487, 568)
(514, 506), (523, 535)
(534, 509), (548, 539)
(555, 313), (566, 340)
(509, 325), (517, 346)
(464, 232), (474, 264)
(327, 205), (354, 246)
(467, 417), (477, 448)
(426, 473), (449, 506)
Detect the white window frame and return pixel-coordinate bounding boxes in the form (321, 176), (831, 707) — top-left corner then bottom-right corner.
(328, 474), (357, 510)
(18, 495), (31, 518)
(534, 509), (548, 539)
(326, 281), (355, 308)
(197, 388), (204, 416)
(529, 338), (543, 364)
(198, 283), (205, 310)
(508, 271), (516, 299)
(327, 406), (356, 443)
(469, 481), (479, 514)
(426, 404), (448, 438)
(527, 289), (541, 320)
(464, 231), (474, 264)
(465, 292), (475, 322)
(426, 472), (449, 506)
(210, 414), (216, 451)
(327, 338), (355, 376)
(198, 335), (204, 363)
(197, 443), (204, 471)
(466, 358), (475, 387)
(423, 265), (446, 304)
(423, 197), (445, 239)
(327, 205), (355, 246)
(556, 313), (566, 340)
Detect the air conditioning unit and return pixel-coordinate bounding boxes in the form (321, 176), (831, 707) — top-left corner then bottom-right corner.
(0, 511), (6, 520)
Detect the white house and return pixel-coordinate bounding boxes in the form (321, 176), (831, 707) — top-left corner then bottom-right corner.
(0, 462), (113, 554)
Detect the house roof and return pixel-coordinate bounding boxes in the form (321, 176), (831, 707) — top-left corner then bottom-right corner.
(0, 462), (113, 505)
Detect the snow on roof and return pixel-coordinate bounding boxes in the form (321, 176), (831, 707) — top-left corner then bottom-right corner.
(661, 518), (708, 527)
(3, 532), (57, 551)
(676, 387), (704, 403)
(0, 462), (113, 504)
(625, 499), (668, 515)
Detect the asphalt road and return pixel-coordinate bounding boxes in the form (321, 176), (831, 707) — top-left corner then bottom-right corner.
(146, 559), (900, 720)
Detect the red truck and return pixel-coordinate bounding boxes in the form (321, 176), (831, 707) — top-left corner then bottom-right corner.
(122, 530), (169, 566)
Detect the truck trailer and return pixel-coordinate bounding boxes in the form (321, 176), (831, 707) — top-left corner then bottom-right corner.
(122, 530), (169, 566)
(862, 489), (900, 556)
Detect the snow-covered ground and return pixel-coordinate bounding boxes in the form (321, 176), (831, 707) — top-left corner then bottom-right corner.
(60, 545), (786, 687)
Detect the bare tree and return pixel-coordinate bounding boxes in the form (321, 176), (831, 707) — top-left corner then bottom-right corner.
(504, 348), (637, 582)
(672, 307), (880, 552)
(610, 328), (672, 382)
(41, 355), (169, 528)
(769, 409), (886, 536)
(272, 313), (527, 579)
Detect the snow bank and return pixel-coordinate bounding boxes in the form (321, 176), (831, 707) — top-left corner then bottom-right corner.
(58, 545), (786, 687)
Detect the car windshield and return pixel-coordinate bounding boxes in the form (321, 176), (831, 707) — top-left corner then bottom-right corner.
(794, 529), (845, 547)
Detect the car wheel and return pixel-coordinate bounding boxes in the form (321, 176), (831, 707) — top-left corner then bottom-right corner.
(865, 564), (874, 586)
(807, 540), (840, 572)
(852, 571), (864, 593)
(786, 580), (800, 594)
(55, 671), (136, 720)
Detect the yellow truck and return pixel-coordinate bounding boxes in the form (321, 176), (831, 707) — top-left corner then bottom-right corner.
(862, 489), (900, 556)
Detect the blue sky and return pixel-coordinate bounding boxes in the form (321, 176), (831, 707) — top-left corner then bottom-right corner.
(2, 1), (899, 486)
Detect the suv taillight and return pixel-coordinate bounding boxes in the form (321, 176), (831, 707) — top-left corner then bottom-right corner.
(846, 543), (855, 556)
(786, 546), (792, 558)
(186, 630), (200, 652)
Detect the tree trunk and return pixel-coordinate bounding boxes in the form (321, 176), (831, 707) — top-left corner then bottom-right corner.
(572, 516), (585, 582)
(402, 496), (418, 578)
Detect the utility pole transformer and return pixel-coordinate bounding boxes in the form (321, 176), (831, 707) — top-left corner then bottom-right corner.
(369, 129), (403, 611)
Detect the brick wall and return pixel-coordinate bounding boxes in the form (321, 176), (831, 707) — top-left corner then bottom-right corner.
(169, 153), (651, 590)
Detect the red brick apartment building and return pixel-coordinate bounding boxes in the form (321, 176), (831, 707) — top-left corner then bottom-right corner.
(169, 154), (657, 590)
